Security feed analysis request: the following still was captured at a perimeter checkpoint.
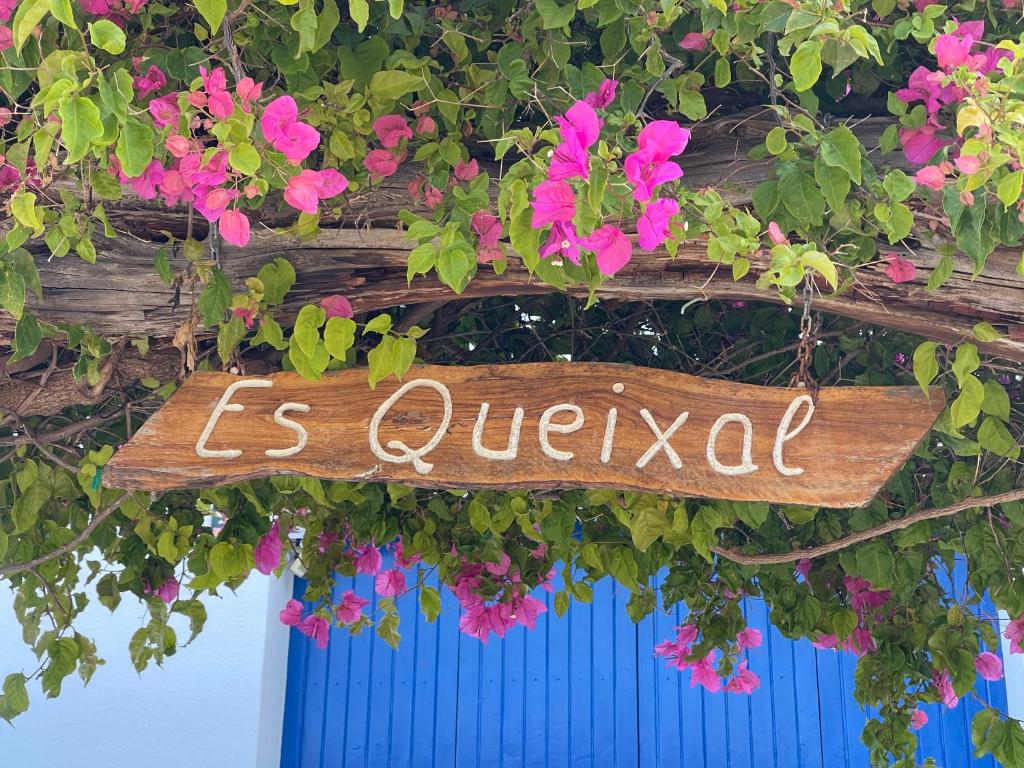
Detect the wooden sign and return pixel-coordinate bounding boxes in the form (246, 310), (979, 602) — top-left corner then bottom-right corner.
(104, 364), (945, 507)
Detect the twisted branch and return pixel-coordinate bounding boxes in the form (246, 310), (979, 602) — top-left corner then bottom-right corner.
(711, 488), (1024, 566)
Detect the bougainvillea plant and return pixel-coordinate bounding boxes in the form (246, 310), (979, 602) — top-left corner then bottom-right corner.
(0, 1), (1023, 765)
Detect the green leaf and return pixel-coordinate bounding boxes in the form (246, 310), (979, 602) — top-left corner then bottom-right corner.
(229, 143), (261, 176)
(799, 250), (838, 290)
(435, 247), (473, 293)
(13, 0), (50, 53)
(971, 322), (1002, 343)
(926, 252), (954, 291)
(288, 340), (329, 381)
(392, 336), (416, 380)
(419, 586), (441, 623)
(790, 40), (823, 93)
(292, 304), (326, 357)
(323, 316), (356, 359)
(779, 169), (825, 226)
(256, 258), (296, 305)
(12, 312), (42, 364)
(819, 125), (862, 184)
(765, 126), (788, 155)
(468, 497), (491, 534)
(855, 540), (895, 589)
(0, 674), (29, 722)
(363, 313), (392, 335)
(115, 117), (155, 178)
(216, 315), (246, 365)
(348, 0), (369, 32)
(48, 0), (76, 27)
(172, 599), (208, 644)
(981, 380), (1010, 421)
(951, 343), (980, 388)
(369, 70), (424, 101)
(88, 20), (126, 54)
(912, 341), (939, 397)
(41, 637), (80, 698)
(535, 0), (576, 28)
(195, 0), (227, 32)
(313, 0), (340, 51)
(951, 375), (984, 429)
(0, 269), (26, 320)
(198, 269), (231, 326)
(59, 97), (104, 164)
(629, 506), (669, 552)
(978, 416), (1018, 458)
(997, 170), (1023, 209)
(11, 190), (44, 236)
(735, 501), (769, 529)
(407, 243), (436, 284)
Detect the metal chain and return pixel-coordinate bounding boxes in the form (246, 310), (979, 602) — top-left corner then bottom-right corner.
(789, 273), (818, 393)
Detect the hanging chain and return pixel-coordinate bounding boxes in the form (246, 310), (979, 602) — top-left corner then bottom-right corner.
(789, 272), (818, 393)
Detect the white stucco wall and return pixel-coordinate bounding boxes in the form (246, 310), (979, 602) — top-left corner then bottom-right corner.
(0, 571), (290, 768)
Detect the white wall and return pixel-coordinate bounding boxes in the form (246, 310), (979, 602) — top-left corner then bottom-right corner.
(0, 572), (291, 768)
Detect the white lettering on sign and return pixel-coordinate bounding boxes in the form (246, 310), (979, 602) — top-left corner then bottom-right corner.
(368, 378), (453, 475)
(773, 394), (815, 476)
(196, 380), (313, 459)
(706, 413), (758, 476)
(538, 404), (585, 461)
(196, 378), (819, 480)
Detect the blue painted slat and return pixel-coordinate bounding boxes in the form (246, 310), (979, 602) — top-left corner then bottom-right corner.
(281, 565), (1011, 768)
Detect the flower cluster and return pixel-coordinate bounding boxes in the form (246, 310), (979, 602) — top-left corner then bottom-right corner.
(449, 552), (551, 644)
(811, 576), (891, 657)
(655, 623), (763, 695)
(526, 82), (690, 277)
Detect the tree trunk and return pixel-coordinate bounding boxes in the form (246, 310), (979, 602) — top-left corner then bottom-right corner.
(3, 114), (1023, 386)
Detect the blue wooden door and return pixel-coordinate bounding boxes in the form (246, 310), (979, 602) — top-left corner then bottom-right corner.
(281, 568), (1007, 768)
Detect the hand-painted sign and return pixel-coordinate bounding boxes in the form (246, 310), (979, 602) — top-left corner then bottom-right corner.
(104, 364), (945, 507)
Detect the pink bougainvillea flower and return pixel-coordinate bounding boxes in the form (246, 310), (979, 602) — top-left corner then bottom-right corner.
(260, 96), (320, 164)
(884, 252), (916, 284)
(126, 160), (165, 200)
(0, 25), (12, 52)
(539, 220), (581, 265)
(393, 539), (422, 570)
(153, 577), (179, 603)
(484, 552), (511, 577)
(581, 224), (633, 276)
(460, 603), (512, 643)
(0, 0), (14, 21)
(194, 185), (238, 222)
(725, 661), (760, 694)
(284, 169), (348, 215)
(530, 180), (576, 228)
(375, 568), (406, 597)
(414, 115), (437, 136)
(910, 709), (928, 730)
(1005, 615), (1024, 653)
(471, 211), (502, 248)
(364, 149), (400, 181)
(679, 31), (711, 51)
(298, 614), (330, 650)
(423, 184), (443, 209)
(812, 634), (839, 650)
(354, 544), (382, 575)
(373, 114), (413, 148)
(795, 558), (812, 579)
(233, 306), (257, 329)
(584, 78), (619, 109)
(935, 32), (979, 71)
(335, 590), (370, 624)
(914, 165), (947, 191)
(637, 197), (679, 251)
(164, 134), (190, 158)
(199, 66), (233, 121)
(317, 168), (349, 198)
(932, 670), (958, 709)
(317, 530), (337, 554)
(253, 520), (282, 574)
(768, 221), (789, 245)
(133, 66), (166, 98)
(895, 67), (962, 116)
(689, 652), (721, 693)
(954, 154), (982, 175)
(454, 159), (479, 182)
(976, 651), (1004, 681)
(279, 599), (304, 626)
(236, 77), (263, 112)
(321, 294), (354, 319)
(899, 125), (951, 165)
(625, 121), (690, 201)
(219, 209), (251, 248)
(512, 595), (546, 630)
(736, 627), (763, 650)
(549, 100), (600, 181)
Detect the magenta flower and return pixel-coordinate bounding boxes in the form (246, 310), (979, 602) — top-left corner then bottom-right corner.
(133, 66), (166, 98)
(165, 134), (190, 158)
(298, 614), (330, 649)
(220, 209), (251, 247)
(1005, 615), (1024, 653)
(364, 149), (400, 181)
(895, 67), (962, 116)
(725, 661), (760, 694)
(321, 294), (354, 319)
(484, 552), (511, 577)
(236, 77), (263, 112)
(254, 521), (282, 574)
(911, 709), (928, 730)
(581, 224), (632, 276)
(415, 115), (437, 136)
(154, 577), (179, 603)
(261, 96), (320, 164)
(354, 545), (382, 576)
(471, 211), (502, 248)
(679, 31), (710, 51)
(0, 0), (14, 21)
(884, 252), (916, 284)
(914, 165), (946, 191)
(0, 25), (11, 52)
(935, 33), (977, 71)
(284, 169), (348, 215)
(625, 121), (690, 201)
(530, 180), (576, 228)
(279, 599), (304, 626)
(954, 154), (982, 175)
(689, 652), (721, 693)
(335, 590), (370, 624)
(976, 651), (1004, 681)
(549, 101), (601, 181)
(373, 114), (413, 148)
(899, 125), (951, 165)
(454, 159), (479, 182)
(200, 66), (234, 120)
(514, 595), (546, 630)
(539, 220), (581, 265)
(932, 670), (958, 709)
(811, 634), (838, 650)
(637, 197), (679, 251)
(736, 627), (763, 650)
(126, 160), (165, 200)
(375, 568), (406, 597)
(583, 79), (619, 109)
(768, 221), (789, 245)
(795, 558), (812, 579)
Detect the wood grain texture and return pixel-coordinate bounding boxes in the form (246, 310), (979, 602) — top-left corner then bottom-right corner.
(104, 364), (945, 507)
